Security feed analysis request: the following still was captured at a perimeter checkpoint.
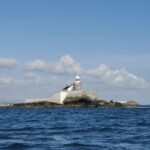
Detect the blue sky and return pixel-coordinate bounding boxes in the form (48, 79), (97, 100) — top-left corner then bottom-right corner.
(0, 0), (150, 104)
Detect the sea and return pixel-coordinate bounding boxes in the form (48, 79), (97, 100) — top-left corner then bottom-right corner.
(0, 107), (150, 150)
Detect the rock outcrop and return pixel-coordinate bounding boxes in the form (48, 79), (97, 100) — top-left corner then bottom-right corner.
(4, 91), (138, 108)
(64, 90), (97, 104)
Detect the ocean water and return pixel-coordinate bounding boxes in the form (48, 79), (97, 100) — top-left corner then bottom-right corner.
(0, 108), (150, 150)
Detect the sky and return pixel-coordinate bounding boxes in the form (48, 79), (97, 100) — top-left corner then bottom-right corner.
(0, 0), (150, 104)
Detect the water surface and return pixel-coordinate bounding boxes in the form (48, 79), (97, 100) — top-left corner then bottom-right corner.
(0, 108), (150, 150)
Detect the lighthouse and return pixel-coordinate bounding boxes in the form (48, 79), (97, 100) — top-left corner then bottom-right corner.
(73, 75), (81, 90)
(25, 74), (98, 104)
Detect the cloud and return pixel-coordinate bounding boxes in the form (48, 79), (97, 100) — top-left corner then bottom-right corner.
(26, 59), (48, 71)
(54, 55), (83, 74)
(87, 64), (149, 89)
(0, 58), (18, 68)
(25, 55), (83, 74)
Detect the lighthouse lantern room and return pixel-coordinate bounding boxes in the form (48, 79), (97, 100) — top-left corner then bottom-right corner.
(73, 75), (81, 90)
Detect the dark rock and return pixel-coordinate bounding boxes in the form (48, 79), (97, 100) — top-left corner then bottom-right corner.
(5, 99), (138, 108)
(11, 101), (61, 108)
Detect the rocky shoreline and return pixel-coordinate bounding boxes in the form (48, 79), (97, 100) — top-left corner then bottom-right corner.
(4, 98), (138, 108)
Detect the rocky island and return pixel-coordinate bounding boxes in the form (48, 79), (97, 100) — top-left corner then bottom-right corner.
(6, 91), (138, 108)
(6, 99), (138, 108)
(3, 75), (138, 108)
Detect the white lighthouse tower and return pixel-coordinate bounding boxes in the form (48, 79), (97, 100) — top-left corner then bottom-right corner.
(73, 75), (81, 90)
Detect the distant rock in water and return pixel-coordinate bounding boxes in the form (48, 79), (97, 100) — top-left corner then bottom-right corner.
(108, 100), (138, 107)
(124, 100), (138, 106)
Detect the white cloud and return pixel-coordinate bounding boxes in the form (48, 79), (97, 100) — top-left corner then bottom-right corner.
(26, 59), (48, 71)
(87, 64), (149, 89)
(0, 58), (18, 68)
(54, 55), (82, 74)
(25, 55), (83, 74)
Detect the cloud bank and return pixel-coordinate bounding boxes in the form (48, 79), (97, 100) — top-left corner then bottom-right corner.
(0, 55), (148, 89)
(87, 64), (148, 89)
